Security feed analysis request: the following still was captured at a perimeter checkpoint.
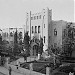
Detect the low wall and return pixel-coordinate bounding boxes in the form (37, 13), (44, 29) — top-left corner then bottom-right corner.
(5, 63), (45, 75)
(5, 57), (45, 75)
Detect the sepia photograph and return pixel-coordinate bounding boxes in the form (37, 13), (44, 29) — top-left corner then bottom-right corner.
(0, 0), (74, 75)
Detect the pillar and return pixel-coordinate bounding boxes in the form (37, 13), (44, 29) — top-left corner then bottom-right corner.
(5, 57), (10, 68)
(38, 53), (41, 60)
(53, 54), (56, 65)
(30, 63), (33, 71)
(46, 67), (51, 75)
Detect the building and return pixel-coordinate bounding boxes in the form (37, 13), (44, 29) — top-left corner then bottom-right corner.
(51, 20), (67, 49)
(1, 7), (74, 56)
(25, 8), (52, 54)
(2, 28), (9, 41)
(2, 28), (24, 47)
(25, 7), (75, 56)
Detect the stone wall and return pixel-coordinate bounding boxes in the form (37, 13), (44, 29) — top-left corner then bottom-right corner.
(8, 64), (45, 75)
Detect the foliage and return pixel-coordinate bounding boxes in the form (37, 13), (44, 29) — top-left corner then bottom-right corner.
(18, 32), (22, 40)
(1, 40), (9, 51)
(38, 37), (43, 54)
(62, 25), (75, 57)
(13, 29), (20, 55)
(0, 34), (2, 44)
(19, 40), (22, 45)
(51, 46), (62, 55)
(12, 29), (23, 56)
(1, 57), (6, 66)
(0, 35), (2, 51)
(24, 31), (30, 56)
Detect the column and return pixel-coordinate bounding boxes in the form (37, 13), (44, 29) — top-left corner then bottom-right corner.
(38, 53), (41, 60)
(30, 63), (33, 71)
(46, 67), (51, 75)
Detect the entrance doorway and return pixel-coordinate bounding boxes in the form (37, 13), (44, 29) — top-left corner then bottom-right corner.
(33, 45), (38, 56)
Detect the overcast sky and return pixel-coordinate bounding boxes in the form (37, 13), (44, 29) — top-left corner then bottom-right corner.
(0, 0), (74, 28)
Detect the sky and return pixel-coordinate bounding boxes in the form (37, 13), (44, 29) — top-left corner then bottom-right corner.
(0, 0), (74, 28)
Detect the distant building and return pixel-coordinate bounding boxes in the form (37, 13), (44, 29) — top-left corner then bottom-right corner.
(2, 28), (9, 41)
(2, 28), (24, 47)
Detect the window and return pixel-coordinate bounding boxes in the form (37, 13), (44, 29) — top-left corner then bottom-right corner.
(7, 33), (8, 37)
(37, 16), (38, 19)
(35, 26), (37, 33)
(31, 17), (33, 20)
(44, 24), (45, 28)
(44, 36), (45, 43)
(54, 28), (57, 36)
(38, 26), (40, 33)
(32, 26), (34, 33)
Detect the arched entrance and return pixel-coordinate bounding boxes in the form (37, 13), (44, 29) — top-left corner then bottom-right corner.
(30, 42), (39, 56)
(33, 45), (38, 56)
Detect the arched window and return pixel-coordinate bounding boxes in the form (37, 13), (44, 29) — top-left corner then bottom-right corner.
(44, 36), (45, 43)
(37, 16), (38, 19)
(38, 26), (40, 33)
(35, 26), (37, 33)
(54, 28), (57, 36)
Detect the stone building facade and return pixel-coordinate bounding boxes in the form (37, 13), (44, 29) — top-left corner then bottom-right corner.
(51, 20), (67, 49)
(25, 7), (52, 52)
(25, 7), (75, 56)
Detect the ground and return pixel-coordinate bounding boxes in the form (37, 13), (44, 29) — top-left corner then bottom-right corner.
(0, 72), (5, 75)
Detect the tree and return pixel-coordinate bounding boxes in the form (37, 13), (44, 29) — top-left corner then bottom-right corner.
(0, 34), (2, 51)
(38, 37), (43, 55)
(2, 40), (9, 52)
(51, 46), (62, 55)
(13, 28), (19, 55)
(14, 28), (18, 44)
(24, 31), (30, 56)
(62, 25), (75, 57)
